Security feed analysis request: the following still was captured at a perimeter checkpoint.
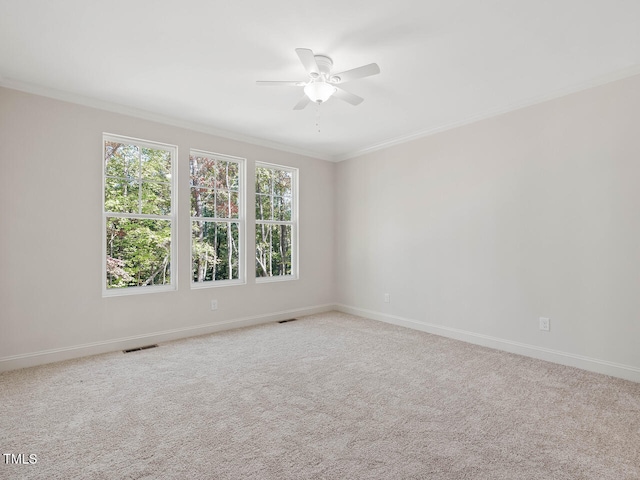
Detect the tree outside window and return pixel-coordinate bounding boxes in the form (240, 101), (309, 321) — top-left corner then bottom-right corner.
(255, 163), (297, 280)
(103, 135), (176, 295)
(190, 151), (244, 285)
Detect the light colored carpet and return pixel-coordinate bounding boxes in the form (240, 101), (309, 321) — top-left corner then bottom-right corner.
(1, 311), (639, 479)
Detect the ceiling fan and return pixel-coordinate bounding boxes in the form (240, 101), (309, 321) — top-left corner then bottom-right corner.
(257, 48), (380, 110)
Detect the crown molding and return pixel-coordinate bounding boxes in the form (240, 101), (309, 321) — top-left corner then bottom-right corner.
(0, 78), (332, 162)
(335, 64), (640, 162)
(4, 64), (640, 164)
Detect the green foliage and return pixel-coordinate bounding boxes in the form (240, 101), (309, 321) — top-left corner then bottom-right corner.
(255, 167), (292, 221)
(255, 224), (292, 277)
(192, 221), (239, 282)
(106, 217), (171, 288)
(105, 142), (172, 215)
(104, 142), (173, 289)
(255, 166), (293, 277)
(190, 155), (241, 282)
(104, 144), (295, 287)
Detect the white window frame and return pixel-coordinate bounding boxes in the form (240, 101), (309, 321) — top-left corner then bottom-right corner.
(190, 149), (246, 288)
(102, 133), (177, 297)
(255, 162), (299, 283)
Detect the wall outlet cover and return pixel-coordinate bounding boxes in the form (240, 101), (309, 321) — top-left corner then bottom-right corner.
(539, 317), (550, 331)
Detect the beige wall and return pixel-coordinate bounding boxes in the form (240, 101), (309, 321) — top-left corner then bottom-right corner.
(3, 73), (640, 381)
(335, 74), (640, 379)
(0, 87), (335, 368)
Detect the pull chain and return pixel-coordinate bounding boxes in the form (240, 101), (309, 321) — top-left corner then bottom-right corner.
(315, 102), (321, 133)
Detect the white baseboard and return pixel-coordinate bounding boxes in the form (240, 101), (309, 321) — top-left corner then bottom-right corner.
(0, 304), (334, 372)
(5, 303), (638, 383)
(335, 304), (640, 384)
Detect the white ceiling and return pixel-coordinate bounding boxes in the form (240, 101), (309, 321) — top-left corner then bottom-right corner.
(1, 0), (640, 161)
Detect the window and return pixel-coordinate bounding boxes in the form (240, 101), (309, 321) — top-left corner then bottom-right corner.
(103, 134), (176, 295)
(190, 150), (244, 286)
(255, 163), (298, 280)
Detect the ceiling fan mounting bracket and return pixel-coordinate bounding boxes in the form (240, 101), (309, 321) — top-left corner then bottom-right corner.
(313, 55), (333, 76)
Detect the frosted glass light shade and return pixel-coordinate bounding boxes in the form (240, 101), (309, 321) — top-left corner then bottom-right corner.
(304, 81), (337, 103)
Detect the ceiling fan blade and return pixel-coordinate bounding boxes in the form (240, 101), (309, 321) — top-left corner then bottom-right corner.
(256, 81), (306, 87)
(293, 95), (311, 110)
(333, 87), (364, 106)
(295, 48), (319, 76)
(332, 63), (380, 83)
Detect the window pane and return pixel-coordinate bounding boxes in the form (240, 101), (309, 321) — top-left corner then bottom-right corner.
(191, 188), (215, 217)
(192, 220), (216, 282)
(229, 222), (240, 279)
(105, 142), (139, 179)
(190, 155), (217, 189)
(255, 223), (291, 277)
(214, 222), (230, 280)
(141, 148), (171, 182)
(227, 162), (240, 190)
(141, 181), (171, 215)
(273, 170), (292, 196)
(255, 167), (272, 194)
(229, 191), (239, 219)
(105, 177), (139, 213)
(255, 223), (271, 277)
(283, 196), (292, 221)
(216, 189), (229, 218)
(216, 160), (233, 190)
(255, 193), (272, 220)
(273, 196), (292, 221)
(106, 217), (172, 288)
(192, 221), (239, 282)
(270, 224), (292, 276)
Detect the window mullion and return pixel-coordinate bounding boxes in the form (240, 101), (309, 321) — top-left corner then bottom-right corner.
(137, 147), (143, 214)
(107, 212), (172, 221)
(256, 220), (294, 226)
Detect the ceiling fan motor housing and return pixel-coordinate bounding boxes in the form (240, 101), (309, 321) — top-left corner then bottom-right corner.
(314, 55), (334, 79)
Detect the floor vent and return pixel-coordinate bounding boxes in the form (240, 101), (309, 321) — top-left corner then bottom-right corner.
(278, 318), (298, 324)
(123, 344), (158, 353)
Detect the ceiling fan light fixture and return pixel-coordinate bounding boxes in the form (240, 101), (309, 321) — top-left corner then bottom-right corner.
(256, 48), (379, 109)
(304, 81), (337, 103)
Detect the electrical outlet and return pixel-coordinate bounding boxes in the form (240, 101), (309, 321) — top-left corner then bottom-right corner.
(384, 293), (390, 303)
(210, 300), (218, 311)
(539, 317), (550, 332)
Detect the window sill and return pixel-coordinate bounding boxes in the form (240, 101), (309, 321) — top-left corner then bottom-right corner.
(191, 279), (246, 289)
(255, 275), (298, 284)
(102, 284), (176, 297)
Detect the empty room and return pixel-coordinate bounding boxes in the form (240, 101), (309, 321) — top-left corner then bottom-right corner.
(1, 1), (639, 478)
